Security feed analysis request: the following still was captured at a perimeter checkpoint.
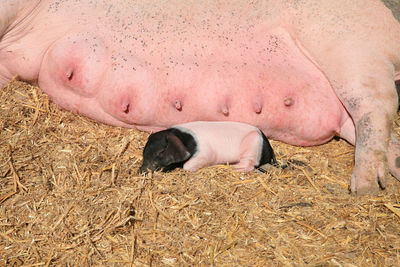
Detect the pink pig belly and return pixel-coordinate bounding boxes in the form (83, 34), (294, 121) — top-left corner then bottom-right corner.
(149, 28), (347, 146)
(19, 2), (348, 146)
(39, 26), (346, 146)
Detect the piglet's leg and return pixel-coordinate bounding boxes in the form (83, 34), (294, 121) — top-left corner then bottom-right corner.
(183, 155), (212, 172)
(232, 131), (261, 172)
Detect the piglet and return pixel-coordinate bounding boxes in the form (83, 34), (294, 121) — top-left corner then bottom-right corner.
(139, 121), (276, 174)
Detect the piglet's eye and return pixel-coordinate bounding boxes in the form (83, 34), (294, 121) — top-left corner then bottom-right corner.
(154, 149), (165, 158)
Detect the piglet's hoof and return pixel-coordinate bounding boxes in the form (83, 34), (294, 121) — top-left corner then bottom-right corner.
(232, 159), (256, 172)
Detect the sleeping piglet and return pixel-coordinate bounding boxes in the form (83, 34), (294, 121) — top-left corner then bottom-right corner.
(139, 121), (276, 174)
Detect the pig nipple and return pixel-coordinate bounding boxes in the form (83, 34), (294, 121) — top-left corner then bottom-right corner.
(123, 103), (130, 114)
(66, 69), (74, 81)
(121, 99), (131, 114)
(219, 97), (231, 116)
(253, 102), (263, 114)
(220, 104), (229, 116)
(284, 97), (294, 107)
(174, 100), (182, 111)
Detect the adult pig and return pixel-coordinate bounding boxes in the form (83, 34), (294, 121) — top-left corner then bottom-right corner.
(139, 121), (276, 174)
(1, 0), (400, 194)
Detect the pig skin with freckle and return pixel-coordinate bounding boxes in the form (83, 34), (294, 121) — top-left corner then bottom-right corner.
(139, 121), (276, 174)
(1, 0), (400, 194)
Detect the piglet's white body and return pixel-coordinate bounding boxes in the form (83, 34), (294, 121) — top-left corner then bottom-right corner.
(173, 121), (269, 171)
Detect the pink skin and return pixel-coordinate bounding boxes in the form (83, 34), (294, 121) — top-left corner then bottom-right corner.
(174, 122), (267, 172)
(1, 0), (400, 194)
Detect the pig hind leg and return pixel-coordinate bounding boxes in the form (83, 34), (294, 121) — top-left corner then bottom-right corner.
(295, 0), (400, 194)
(390, 80), (400, 181)
(396, 80), (400, 109)
(339, 115), (400, 184)
(387, 133), (400, 182)
(334, 65), (398, 194)
(232, 131), (262, 172)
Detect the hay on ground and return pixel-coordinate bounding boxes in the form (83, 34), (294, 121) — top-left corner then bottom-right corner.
(1, 80), (400, 266)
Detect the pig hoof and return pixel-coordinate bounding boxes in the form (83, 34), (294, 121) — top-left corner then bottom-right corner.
(350, 175), (380, 195)
(232, 160), (256, 172)
(350, 153), (388, 195)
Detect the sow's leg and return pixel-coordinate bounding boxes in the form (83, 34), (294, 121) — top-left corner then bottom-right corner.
(0, 0), (28, 85)
(339, 104), (400, 191)
(0, 0), (41, 86)
(291, 0), (400, 194)
(0, 0), (22, 35)
(333, 40), (400, 195)
(341, 72), (397, 194)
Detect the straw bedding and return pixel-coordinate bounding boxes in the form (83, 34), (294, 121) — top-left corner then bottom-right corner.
(1, 79), (400, 266)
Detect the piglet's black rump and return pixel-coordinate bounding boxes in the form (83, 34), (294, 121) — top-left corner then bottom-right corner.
(257, 132), (276, 167)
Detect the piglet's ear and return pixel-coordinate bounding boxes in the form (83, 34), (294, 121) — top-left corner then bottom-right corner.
(162, 134), (191, 166)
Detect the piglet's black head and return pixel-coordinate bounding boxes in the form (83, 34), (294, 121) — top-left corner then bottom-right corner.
(139, 129), (192, 174)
